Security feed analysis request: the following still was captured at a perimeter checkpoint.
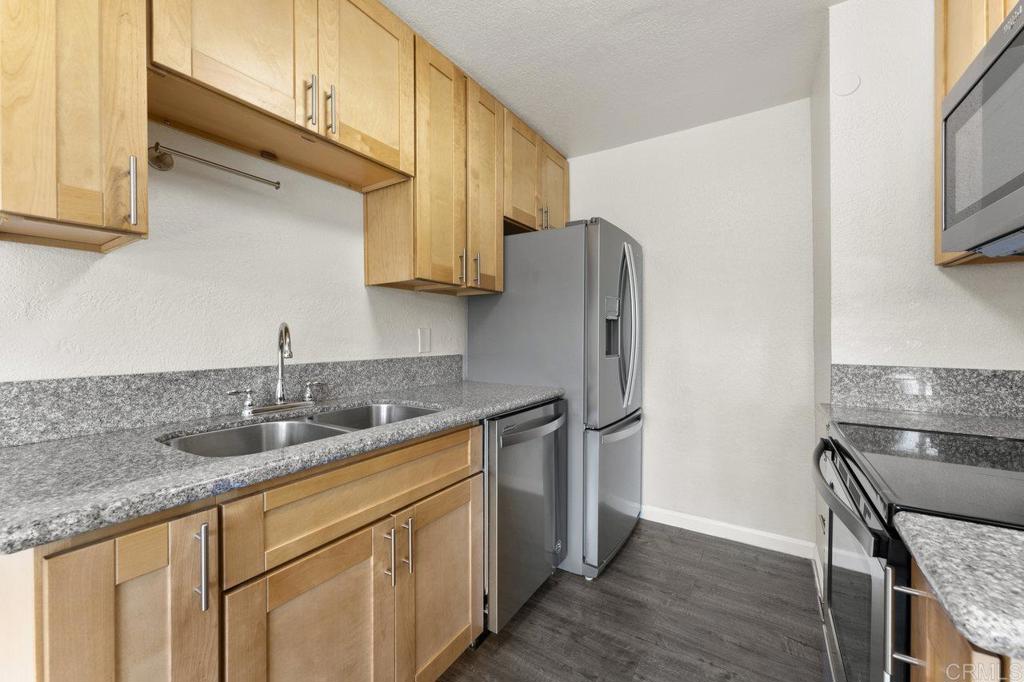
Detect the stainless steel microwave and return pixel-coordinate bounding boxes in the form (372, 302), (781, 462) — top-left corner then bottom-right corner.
(942, 1), (1024, 256)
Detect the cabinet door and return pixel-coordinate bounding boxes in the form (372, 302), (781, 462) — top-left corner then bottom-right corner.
(538, 141), (569, 230)
(152, 0), (319, 131)
(466, 78), (504, 292)
(225, 518), (396, 682)
(503, 110), (540, 230)
(0, 0), (147, 233)
(318, 0), (414, 173)
(413, 37), (466, 286)
(42, 509), (219, 682)
(395, 475), (483, 682)
(909, 560), (1002, 682)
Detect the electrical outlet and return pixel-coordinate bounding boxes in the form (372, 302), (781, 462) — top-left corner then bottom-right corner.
(417, 327), (431, 354)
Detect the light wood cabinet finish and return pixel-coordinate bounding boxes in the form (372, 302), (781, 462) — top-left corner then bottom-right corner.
(225, 517), (396, 682)
(909, 560), (1005, 682)
(395, 474), (484, 682)
(466, 78), (505, 292)
(152, 0), (319, 131)
(538, 141), (569, 230)
(933, 0), (1023, 266)
(41, 509), (219, 682)
(0, 0), (148, 252)
(221, 426), (482, 589)
(149, 0), (408, 193)
(414, 37), (467, 287)
(503, 110), (541, 230)
(318, 0), (415, 173)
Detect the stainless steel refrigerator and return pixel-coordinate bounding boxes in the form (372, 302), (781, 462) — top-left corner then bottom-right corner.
(467, 217), (643, 578)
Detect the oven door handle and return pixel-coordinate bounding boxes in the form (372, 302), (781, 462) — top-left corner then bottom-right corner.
(812, 439), (888, 558)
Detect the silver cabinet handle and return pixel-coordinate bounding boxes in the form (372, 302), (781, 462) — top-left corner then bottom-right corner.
(193, 522), (209, 612)
(458, 249), (466, 283)
(543, 207), (549, 229)
(538, 206), (544, 229)
(128, 155), (138, 226)
(306, 74), (318, 127)
(327, 84), (337, 134)
(473, 252), (481, 285)
(401, 518), (414, 573)
(384, 528), (396, 587)
(885, 566), (926, 675)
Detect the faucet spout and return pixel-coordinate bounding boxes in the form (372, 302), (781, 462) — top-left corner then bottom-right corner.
(276, 322), (292, 403)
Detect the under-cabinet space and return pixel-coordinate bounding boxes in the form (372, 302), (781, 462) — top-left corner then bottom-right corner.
(41, 508), (220, 682)
(0, 0), (148, 252)
(149, 0), (410, 192)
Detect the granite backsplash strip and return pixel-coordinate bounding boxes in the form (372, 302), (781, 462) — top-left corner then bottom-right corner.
(0, 355), (462, 448)
(832, 364), (1024, 418)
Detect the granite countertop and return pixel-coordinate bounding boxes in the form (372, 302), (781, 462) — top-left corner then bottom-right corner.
(0, 381), (563, 555)
(895, 512), (1024, 659)
(820, 403), (1024, 441)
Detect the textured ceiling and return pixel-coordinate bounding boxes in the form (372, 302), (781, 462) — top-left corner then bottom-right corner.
(382, 0), (838, 157)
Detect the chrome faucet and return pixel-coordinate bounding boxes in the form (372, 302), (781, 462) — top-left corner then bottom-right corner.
(275, 322), (293, 404)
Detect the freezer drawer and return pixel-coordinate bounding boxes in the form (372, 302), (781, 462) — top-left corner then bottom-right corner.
(487, 400), (567, 632)
(583, 410), (643, 577)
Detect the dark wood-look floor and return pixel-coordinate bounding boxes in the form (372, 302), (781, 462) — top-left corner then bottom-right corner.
(442, 520), (825, 682)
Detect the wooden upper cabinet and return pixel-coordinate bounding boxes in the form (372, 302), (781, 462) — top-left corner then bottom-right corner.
(503, 110), (541, 230)
(318, 0), (415, 173)
(41, 509), (219, 682)
(539, 141), (569, 230)
(466, 79), (504, 292)
(413, 37), (467, 286)
(0, 0), (148, 252)
(152, 0), (319, 131)
(395, 475), (484, 682)
(225, 519), (396, 682)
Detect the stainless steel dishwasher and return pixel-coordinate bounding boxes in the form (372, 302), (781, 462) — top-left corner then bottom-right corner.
(485, 399), (568, 633)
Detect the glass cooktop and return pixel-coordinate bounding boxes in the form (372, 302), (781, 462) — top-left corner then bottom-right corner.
(834, 422), (1024, 530)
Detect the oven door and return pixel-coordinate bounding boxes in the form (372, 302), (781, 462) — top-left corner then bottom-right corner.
(813, 440), (904, 682)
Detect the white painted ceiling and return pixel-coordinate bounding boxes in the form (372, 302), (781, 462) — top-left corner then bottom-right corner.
(382, 0), (839, 157)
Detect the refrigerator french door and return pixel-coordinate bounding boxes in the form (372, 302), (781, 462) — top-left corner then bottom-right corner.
(466, 217), (644, 577)
(584, 410), (643, 575)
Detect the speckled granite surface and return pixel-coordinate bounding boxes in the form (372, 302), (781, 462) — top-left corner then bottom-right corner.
(0, 355), (462, 448)
(832, 364), (1024, 418)
(0, 381), (562, 554)
(895, 512), (1024, 658)
(822, 403), (1024, 441)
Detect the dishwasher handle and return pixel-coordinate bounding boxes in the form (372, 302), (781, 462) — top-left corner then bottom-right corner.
(500, 413), (566, 447)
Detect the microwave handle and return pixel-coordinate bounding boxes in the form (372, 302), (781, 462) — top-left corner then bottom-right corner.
(812, 439), (887, 558)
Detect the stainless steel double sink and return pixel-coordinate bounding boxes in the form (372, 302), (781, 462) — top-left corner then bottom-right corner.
(165, 403), (438, 458)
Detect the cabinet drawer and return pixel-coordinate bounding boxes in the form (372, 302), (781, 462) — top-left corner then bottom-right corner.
(222, 426), (482, 588)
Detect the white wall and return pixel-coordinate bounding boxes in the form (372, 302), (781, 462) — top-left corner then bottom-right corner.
(570, 100), (816, 546)
(830, 0), (1024, 371)
(0, 123), (466, 382)
(812, 39), (832, 407)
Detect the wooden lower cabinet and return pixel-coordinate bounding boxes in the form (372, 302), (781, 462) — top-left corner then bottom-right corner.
(225, 517), (397, 682)
(41, 508), (219, 682)
(909, 561), (1005, 682)
(395, 475), (484, 682)
(224, 473), (483, 682)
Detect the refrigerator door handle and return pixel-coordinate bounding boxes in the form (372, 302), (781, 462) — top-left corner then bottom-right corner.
(600, 414), (643, 444)
(622, 242), (640, 408)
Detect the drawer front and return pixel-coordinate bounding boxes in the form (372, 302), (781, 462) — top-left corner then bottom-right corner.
(222, 426), (482, 588)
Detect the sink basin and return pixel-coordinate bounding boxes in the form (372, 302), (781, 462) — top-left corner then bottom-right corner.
(167, 420), (343, 457)
(310, 403), (438, 431)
